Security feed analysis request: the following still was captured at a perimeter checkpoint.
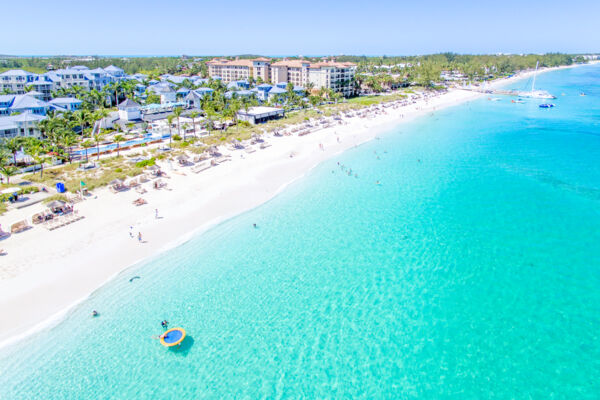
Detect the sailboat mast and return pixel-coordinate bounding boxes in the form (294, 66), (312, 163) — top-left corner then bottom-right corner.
(532, 61), (539, 92)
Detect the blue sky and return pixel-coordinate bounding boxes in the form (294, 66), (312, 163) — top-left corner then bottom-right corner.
(3, 0), (599, 56)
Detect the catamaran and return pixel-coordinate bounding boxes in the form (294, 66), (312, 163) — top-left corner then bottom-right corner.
(518, 61), (556, 99)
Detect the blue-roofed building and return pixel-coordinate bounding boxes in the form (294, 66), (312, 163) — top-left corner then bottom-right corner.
(30, 75), (55, 101)
(162, 74), (191, 85)
(293, 85), (306, 94)
(184, 88), (214, 108)
(267, 87), (287, 101)
(255, 84), (273, 101)
(0, 69), (38, 95)
(104, 65), (126, 79)
(224, 89), (255, 99)
(135, 84), (147, 96)
(0, 94), (54, 116)
(50, 68), (91, 90)
(0, 113), (46, 139)
(176, 87), (191, 99)
(130, 73), (148, 83)
(84, 68), (113, 91)
(227, 80), (250, 90)
(147, 82), (177, 104)
(275, 82), (288, 89)
(0, 95), (15, 115)
(50, 97), (83, 111)
(192, 77), (209, 86)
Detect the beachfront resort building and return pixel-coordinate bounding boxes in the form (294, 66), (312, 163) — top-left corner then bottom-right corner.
(0, 94), (53, 116)
(0, 113), (45, 139)
(207, 58), (357, 97)
(0, 69), (38, 95)
(206, 58), (272, 83)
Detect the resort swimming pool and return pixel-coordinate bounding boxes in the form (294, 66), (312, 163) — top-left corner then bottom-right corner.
(71, 133), (171, 157)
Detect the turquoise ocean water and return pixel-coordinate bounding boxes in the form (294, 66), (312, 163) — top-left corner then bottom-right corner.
(1, 65), (599, 399)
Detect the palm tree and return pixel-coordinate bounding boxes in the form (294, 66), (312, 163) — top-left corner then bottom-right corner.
(25, 141), (46, 178)
(189, 111), (200, 138)
(82, 140), (94, 162)
(60, 131), (78, 164)
(2, 137), (24, 165)
(73, 109), (88, 137)
(88, 89), (104, 108)
(114, 134), (125, 156)
(93, 130), (105, 161)
(172, 107), (183, 140)
(0, 165), (19, 184)
(167, 114), (175, 147)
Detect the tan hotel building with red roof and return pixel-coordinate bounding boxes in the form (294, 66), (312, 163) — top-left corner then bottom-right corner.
(207, 58), (357, 96)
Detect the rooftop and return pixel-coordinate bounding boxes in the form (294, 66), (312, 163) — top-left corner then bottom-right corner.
(238, 106), (283, 116)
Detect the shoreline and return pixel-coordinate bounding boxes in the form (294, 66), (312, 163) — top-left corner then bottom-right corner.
(0, 63), (584, 349)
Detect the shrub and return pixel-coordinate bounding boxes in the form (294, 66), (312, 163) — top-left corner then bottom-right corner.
(43, 194), (68, 204)
(135, 158), (156, 168)
(172, 134), (182, 141)
(0, 186), (40, 202)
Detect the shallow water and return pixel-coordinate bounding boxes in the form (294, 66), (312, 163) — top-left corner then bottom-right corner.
(1, 65), (599, 399)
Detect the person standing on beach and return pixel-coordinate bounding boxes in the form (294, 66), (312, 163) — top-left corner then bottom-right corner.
(138, 232), (142, 242)
(155, 209), (159, 219)
(129, 226), (134, 238)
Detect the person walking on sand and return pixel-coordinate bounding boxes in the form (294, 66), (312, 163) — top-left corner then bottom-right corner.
(138, 232), (142, 242)
(155, 209), (159, 219)
(129, 226), (134, 238)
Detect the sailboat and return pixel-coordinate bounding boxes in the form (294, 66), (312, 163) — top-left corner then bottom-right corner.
(518, 62), (556, 99)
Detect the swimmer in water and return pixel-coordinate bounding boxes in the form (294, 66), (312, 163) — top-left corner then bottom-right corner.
(92, 310), (98, 317)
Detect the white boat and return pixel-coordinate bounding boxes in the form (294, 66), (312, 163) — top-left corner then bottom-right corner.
(518, 62), (556, 99)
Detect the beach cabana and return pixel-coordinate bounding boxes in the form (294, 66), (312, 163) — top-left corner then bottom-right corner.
(177, 155), (190, 166)
(146, 165), (163, 177)
(109, 179), (127, 193)
(32, 210), (54, 224)
(160, 327), (186, 347)
(0, 225), (10, 239)
(47, 200), (72, 214)
(11, 220), (31, 233)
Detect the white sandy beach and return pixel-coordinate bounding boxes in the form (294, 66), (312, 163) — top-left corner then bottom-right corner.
(0, 65), (575, 347)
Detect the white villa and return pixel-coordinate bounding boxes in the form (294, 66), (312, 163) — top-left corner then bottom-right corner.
(117, 98), (142, 121)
